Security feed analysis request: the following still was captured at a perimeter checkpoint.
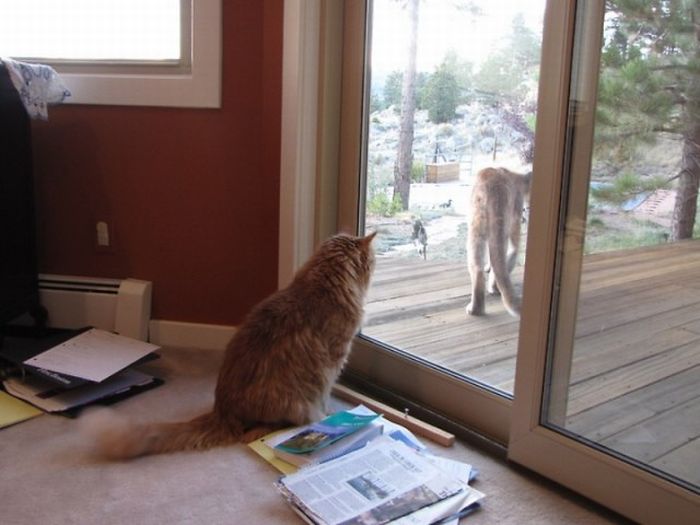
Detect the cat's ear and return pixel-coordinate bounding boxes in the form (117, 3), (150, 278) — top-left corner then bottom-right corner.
(361, 231), (377, 245)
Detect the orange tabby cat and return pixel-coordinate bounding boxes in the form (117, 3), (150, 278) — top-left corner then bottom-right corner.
(86, 232), (376, 459)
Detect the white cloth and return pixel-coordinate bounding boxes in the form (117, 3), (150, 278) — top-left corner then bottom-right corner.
(1, 57), (70, 120)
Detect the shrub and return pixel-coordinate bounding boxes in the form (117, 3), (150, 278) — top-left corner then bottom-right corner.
(411, 161), (425, 183)
(367, 192), (403, 217)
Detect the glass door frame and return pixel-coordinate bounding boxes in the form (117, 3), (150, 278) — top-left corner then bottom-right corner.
(508, 1), (699, 522)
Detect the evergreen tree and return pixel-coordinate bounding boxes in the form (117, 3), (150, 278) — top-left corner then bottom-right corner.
(425, 61), (460, 123)
(424, 50), (472, 123)
(595, 0), (700, 240)
(471, 13), (541, 161)
(473, 13), (540, 106)
(393, 0), (420, 210)
(383, 70), (403, 109)
(415, 72), (431, 110)
(391, 1), (478, 210)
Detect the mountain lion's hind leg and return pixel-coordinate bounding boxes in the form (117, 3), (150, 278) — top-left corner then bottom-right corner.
(507, 199), (523, 274)
(467, 236), (487, 316)
(486, 248), (499, 296)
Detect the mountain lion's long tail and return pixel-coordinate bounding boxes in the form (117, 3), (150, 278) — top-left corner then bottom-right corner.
(487, 194), (521, 318)
(81, 409), (241, 460)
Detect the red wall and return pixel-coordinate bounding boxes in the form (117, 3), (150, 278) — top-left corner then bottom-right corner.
(29, 1), (283, 326)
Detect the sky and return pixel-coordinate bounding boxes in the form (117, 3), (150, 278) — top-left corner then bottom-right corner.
(371, 0), (547, 74)
(0, 0), (180, 60)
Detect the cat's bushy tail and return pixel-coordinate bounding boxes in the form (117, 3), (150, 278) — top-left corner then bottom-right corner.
(80, 409), (240, 460)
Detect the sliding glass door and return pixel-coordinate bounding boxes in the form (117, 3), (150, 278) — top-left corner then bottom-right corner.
(509, 1), (699, 522)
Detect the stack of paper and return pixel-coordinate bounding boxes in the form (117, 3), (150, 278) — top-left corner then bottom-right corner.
(248, 406), (485, 524)
(0, 327), (161, 416)
(275, 436), (484, 525)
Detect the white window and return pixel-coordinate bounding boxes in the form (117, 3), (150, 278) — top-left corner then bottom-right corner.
(0, 0), (221, 108)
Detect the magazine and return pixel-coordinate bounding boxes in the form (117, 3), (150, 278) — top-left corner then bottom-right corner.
(274, 405), (380, 454)
(275, 436), (467, 525)
(248, 409), (427, 473)
(269, 420), (383, 467)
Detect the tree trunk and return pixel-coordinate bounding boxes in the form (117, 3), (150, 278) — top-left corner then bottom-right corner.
(670, 121), (700, 240)
(670, 16), (700, 241)
(393, 0), (419, 210)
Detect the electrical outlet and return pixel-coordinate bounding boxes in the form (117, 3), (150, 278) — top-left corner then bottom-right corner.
(95, 220), (114, 252)
(96, 221), (109, 246)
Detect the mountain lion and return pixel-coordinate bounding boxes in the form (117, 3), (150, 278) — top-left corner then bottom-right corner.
(466, 167), (531, 318)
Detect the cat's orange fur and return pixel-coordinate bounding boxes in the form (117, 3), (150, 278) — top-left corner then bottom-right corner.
(86, 232), (376, 459)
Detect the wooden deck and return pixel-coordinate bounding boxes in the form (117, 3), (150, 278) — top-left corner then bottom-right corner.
(363, 241), (700, 487)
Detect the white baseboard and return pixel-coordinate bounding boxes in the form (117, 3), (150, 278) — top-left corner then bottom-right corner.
(149, 319), (236, 350)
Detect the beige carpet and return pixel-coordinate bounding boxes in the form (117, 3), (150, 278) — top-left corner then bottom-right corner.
(0, 347), (630, 525)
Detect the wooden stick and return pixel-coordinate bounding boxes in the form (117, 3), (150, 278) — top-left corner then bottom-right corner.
(332, 384), (455, 447)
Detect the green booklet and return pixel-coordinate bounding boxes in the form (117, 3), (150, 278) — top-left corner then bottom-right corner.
(274, 406), (380, 454)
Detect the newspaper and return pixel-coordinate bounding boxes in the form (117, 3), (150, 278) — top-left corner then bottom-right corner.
(276, 436), (467, 525)
(390, 456), (484, 525)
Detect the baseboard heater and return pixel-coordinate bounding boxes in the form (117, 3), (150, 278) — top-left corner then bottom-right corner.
(36, 274), (152, 341)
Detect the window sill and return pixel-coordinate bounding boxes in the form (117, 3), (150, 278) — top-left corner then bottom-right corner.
(58, 67), (221, 109)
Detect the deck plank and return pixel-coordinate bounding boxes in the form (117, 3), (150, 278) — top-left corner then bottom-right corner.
(567, 341), (700, 416)
(565, 367), (700, 440)
(600, 396), (700, 469)
(650, 437), (700, 487)
(570, 302), (700, 384)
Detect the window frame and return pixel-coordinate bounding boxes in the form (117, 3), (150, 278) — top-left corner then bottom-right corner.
(4, 0), (221, 108)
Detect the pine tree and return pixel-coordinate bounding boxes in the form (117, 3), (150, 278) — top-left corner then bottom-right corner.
(595, 0), (700, 240)
(471, 13), (541, 161)
(393, 0), (420, 210)
(383, 71), (403, 109)
(425, 59), (460, 124)
(473, 13), (540, 107)
(391, 1), (477, 210)
(424, 50), (472, 124)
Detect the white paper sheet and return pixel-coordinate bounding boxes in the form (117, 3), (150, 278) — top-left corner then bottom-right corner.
(23, 328), (159, 382)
